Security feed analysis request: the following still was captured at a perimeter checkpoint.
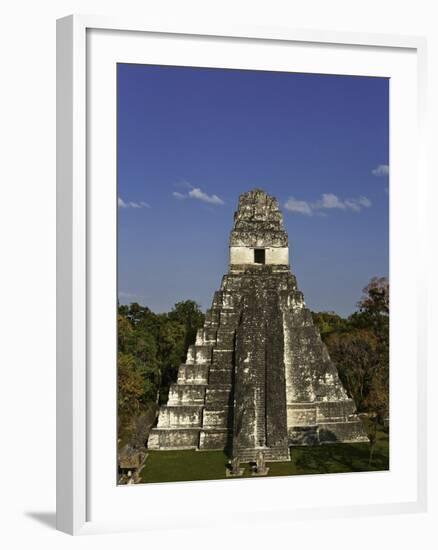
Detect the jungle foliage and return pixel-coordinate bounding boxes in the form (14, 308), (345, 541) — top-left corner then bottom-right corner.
(117, 300), (205, 445)
(312, 277), (389, 422)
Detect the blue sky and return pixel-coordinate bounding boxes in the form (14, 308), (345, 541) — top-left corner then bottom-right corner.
(117, 64), (389, 317)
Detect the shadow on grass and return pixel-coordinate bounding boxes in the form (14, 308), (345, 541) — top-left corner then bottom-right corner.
(286, 437), (388, 476)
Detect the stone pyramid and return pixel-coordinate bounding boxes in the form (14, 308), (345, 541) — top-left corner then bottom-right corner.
(148, 189), (367, 461)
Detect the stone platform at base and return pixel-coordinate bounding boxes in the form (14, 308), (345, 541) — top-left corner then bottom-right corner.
(225, 468), (246, 477)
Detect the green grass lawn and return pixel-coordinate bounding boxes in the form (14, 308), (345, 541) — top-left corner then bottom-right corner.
(139, 429), (389, 484)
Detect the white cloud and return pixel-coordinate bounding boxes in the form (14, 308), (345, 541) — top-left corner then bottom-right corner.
(316, 193), (347, 210)
(358, 196), (372, 207)
(344, 195), (371, 211)
(372, 164), (389, 177)
(118, 197), (150, 209)
(316, 193), (371, 212)
(188, 187), (224, 205)
(172, 191), (186, 200)
(284, 193), (372, 215)
(284, 197), (313, 215)
(344, 200), (360, 212)
(172, 186), (224, 205)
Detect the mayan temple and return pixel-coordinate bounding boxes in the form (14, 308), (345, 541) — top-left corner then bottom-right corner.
(148, 189), (367, 462)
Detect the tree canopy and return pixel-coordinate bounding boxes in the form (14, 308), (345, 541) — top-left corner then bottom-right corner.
(117, 300), (205, 446)
(313, 277), (389, 420)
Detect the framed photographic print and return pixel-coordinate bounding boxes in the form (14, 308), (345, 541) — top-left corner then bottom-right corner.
(57, 15), (427, 535)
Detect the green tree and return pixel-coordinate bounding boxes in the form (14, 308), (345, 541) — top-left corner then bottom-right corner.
(353, 277), (389, 420)
(118, 314), (135, 353)
(312, 311), (349, 340)
(359, 276), (389, 315)
(168, 300), (205, 352)
(325, 329), (380, 411)
(350, 277), (389, 342)
(135, 334), (160, 403)
(117, 352), (145, 422)
(157, 320), (187, 402)
(319, 276), (389, 422)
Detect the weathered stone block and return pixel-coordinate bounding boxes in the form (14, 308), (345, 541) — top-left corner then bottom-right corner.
(316, 400), (356, 422)
(218, 310), (240, 328)
(146, 431), (160, 450)
(215, 329), (235, 349)
(287, 404), (317, 426)
(202, 406), (229, 428)
(177, 364), (209, 385)
(148, 428), (200, 449)
(157, 406), (203, 428)
(186, 344), (213, 365)
(205, 385), (232, 404)
(208, 368), (233, 385)
(212, 349), (234, 368)
(167, 384), (206, 406)
(198, 429), (229, 449)
(203, 327), (218, 344)
(318, 421), (369, 443)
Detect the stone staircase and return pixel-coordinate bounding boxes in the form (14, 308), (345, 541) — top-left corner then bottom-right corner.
(236, 447), (291, 463)
(148, 290), (237, 451)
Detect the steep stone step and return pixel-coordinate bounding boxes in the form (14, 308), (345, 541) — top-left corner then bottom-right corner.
(215, 329), (235, 350)
(212, 290), (236, 310)
(202, 405), (230, 429)
(211, 349), (234, 368)
(186, 344), (213, 365)
(208, 368), (233, 385)
(167, 384), (206, 406)
(204, 307), (221, 327)
(198, 428), (230, 450)
(148, 428), (200, 450)
(156, 405), (203, 429)
(204, 385), (232, 404)
(195, 327), (217, 345)
(177, 364), (209, 385)
(287, 404), (317, 426)
(316, 399), (356, 422)
(218, 310), (240, 328)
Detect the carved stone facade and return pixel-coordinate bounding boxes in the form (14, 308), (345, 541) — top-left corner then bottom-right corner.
(148, 189), (368, 461)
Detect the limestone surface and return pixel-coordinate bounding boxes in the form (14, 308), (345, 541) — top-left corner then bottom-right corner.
(148, 189), (368, 461)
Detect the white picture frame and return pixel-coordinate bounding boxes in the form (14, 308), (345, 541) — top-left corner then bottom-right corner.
(56, 14), (428, 535)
